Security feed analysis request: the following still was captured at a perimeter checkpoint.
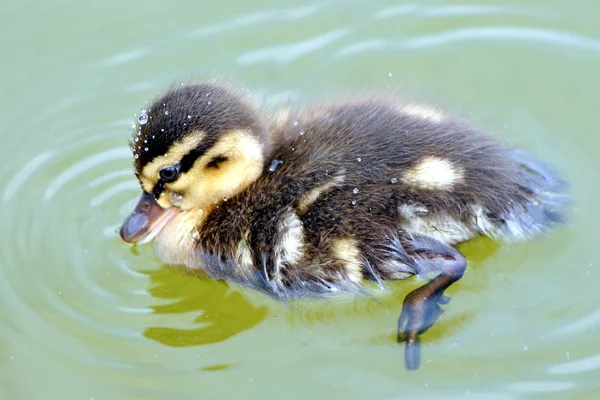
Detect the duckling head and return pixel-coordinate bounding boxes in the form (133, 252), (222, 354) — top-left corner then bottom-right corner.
(120, 83), (269, 244)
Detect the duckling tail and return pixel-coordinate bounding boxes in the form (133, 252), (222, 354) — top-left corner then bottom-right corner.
(500, 149), (570, 241)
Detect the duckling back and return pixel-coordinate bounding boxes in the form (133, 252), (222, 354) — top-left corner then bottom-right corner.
(268, 99), (568, 248)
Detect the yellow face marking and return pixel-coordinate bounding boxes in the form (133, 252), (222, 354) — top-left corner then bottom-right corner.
(139, 131), (206, 194)
(399, 104), (446, 123)
(331, 238), (363, 283)
(164, 129), (264, 210)
(402, 156), (463, 190)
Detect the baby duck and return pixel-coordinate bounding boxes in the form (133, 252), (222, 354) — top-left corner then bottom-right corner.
(120, 83), (568, 370)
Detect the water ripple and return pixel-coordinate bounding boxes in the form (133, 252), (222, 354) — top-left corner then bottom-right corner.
(402, 27), (600, 53)
(334, 27), (600, 58)
(188, 4), (322, 38)
(95, 48), (150, 68)
(45, 147), (129, 199)
(374, 4), (543, 19)
(0, 114), (151, 363)
(507, 381), (576, 393)
(3, 151), (55, 203)
(549, 353), (600, 374)
(238, 29), (348, 65)
(554, 306), (600, 336)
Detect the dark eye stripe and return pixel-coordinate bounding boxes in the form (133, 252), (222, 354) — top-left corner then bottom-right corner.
(152, 181), (165, 199)
(206, 155), (228, 169)
(179, 136), (219, 173)
(150, 135), (220, 199)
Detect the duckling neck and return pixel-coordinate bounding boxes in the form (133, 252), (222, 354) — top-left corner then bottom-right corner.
(153, 208), (205, 267)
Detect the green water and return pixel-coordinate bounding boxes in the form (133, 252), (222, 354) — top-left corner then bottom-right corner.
(1, 0), (599, 399)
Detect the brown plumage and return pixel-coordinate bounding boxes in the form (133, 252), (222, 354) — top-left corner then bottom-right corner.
(121, 82), (568, 370)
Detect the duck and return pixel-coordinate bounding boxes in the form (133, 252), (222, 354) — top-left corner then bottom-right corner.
(120, 82), (568, 370)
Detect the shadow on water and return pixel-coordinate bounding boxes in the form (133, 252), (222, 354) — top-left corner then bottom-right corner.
(138, 264), (268, 347)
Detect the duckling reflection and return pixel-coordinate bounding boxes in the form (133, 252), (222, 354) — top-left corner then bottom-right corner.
(140, 264), (267, 347)
(120, 82), (568, 370)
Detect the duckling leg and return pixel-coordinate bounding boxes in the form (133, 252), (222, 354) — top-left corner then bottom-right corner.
(397, 235), (466, 370)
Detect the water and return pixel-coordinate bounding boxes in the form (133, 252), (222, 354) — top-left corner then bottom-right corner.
(1, 0), (599, 398)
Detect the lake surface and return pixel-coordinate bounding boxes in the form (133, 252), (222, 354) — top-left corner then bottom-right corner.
(1, 0), (599, 399)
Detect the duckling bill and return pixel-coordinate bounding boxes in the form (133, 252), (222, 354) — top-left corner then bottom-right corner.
(120, 83), (568, 370)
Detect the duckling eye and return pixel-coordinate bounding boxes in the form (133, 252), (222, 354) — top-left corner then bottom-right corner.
(159, 166), (179, 182)
(206, 155), (228, 169)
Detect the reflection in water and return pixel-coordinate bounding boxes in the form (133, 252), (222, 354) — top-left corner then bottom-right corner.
(139, 264), (268, 347)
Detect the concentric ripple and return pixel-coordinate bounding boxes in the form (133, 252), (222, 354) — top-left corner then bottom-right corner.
(0, 112), (271, 359)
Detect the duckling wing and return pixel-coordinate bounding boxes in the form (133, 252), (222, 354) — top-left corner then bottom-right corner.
(282, 99), (568, 243)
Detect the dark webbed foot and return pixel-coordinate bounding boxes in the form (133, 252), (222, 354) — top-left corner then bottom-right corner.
(397, 235), (467, 370)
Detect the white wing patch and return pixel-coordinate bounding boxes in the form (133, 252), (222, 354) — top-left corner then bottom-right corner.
(235, 234), (253, 268)
(272, 211), (305, 284)
(331, 238), (363, 283)
(402, 156), (464, 190)
(297, 170), (346, 214)
(399, 103), (446, 123)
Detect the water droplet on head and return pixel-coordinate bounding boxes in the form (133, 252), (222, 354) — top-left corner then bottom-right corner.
(352, 188), (359, 194)
(390, 177), (398, 184)
(164, 110), (170, 116)
(268, 159), (283, 172)
(138, 113), (148, 125)
(131, 123), (136, 129)
(356, 157), (362, 162)
(351, 200), (357, 206)
(134, 154), (139, 159)
(144, 147), (148, 151)
(292, 121), (298, 127)
(299, 130), (305, 135)
(207, 101), (212, 105)
(134, 138), (139, 142)
(144, 139), (147, 143)
(191, 230), (200, 240)
(187, 115), (192, 119)
(223, 197), (228, 202)
(160, 128), (165, 132)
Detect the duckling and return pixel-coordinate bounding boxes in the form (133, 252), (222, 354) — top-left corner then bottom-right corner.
(120, 82), (568, 370)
